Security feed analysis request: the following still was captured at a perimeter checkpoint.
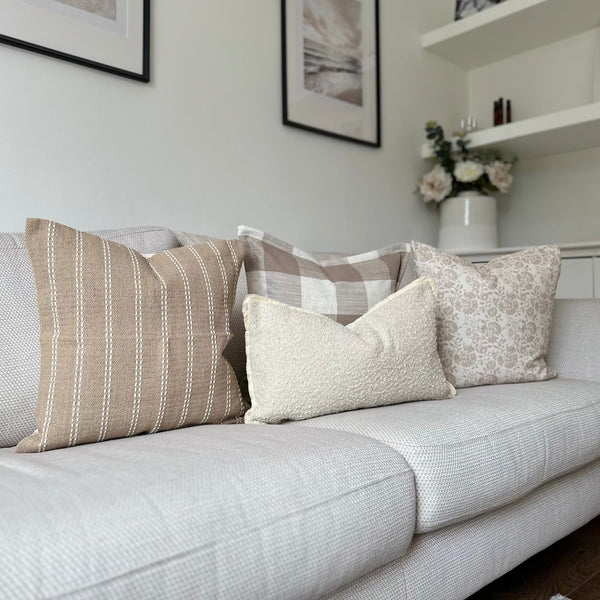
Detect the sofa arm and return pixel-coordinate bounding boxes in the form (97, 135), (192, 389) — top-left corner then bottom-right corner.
(547, 299), (600, 383)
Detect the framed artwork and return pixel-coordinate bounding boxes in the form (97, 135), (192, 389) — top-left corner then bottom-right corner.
(281, 0), (380, 147)
(455, 0), (500, 20)
(0, 0), (150, 82)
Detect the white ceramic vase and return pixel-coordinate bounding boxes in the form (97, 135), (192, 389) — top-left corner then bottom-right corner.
(438, 191), (498, 252)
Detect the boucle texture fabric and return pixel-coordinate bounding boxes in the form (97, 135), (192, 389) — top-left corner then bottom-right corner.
(547, 299), (600, 384)
(244, 277), (455, 424)
(327, 458), (600, 600)
(1, 425), (416, 599)
(411, 242), (561, 388)
(297, 378), (600, 532)
(239, 225), (409, 325)
(176, 231), (249, 398)
(17, 219), (244, 452)
(0, 225), (178, 449)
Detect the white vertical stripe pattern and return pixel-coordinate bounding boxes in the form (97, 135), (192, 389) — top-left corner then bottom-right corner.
(149, 263), (169, 433)
(39, 221), (59, 453)
(209, 241), (230, 336)
(226, 240), (240, 282)
(188, 246), (218, 424)
(27, 232), (244, 451)
(209, 241), (233, 420)
(127, 248), (143, 437)
(99, 238), (113, 443)
(165, 251), (194, 428)
(68, 230), (84, 447)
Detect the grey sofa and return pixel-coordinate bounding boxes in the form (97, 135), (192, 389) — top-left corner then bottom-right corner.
(1, 226), (599, 600)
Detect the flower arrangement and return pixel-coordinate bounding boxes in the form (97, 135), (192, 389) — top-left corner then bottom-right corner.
(418, 121), (516, 204)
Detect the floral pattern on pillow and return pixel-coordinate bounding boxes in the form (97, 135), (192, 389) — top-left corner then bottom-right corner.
(411, 242), (561, 388)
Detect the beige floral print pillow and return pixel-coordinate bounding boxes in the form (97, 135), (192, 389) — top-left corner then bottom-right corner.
(411, 242), (561, 388)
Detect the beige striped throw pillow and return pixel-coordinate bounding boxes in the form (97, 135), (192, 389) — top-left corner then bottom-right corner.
(17, 219), (245, 453)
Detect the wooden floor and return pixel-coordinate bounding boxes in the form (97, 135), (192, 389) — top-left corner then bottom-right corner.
(467, 515), (600, 600)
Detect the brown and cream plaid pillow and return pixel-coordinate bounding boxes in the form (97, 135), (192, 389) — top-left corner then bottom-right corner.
(17, 219), (245, 453)
(238, 226), (409, 325)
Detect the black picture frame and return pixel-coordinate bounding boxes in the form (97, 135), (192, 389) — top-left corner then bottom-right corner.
(455, 0), (500, 21)
(282, 0), (381, 148)
(0, 0), (150, 82)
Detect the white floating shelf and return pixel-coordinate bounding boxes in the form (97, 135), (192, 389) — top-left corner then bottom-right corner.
(421, 103), (600, 161)
(422, 0), (600, 69)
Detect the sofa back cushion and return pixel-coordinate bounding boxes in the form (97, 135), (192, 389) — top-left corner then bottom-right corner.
(548, 299), (600, 384)
(0, 225), (179, 448)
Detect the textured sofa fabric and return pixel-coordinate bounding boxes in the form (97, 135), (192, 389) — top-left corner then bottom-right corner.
(3, 221), (600, 600)
(0, 425), (415, 600)
(328, 458), (600, 600)
(295, 378), (600, 532)
(548, 299), (600, 384)
(0, 226), (179, 448)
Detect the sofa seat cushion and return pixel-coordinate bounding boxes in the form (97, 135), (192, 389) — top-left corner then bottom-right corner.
(0, 425), (415, 600)
(295, 378), (600, 533)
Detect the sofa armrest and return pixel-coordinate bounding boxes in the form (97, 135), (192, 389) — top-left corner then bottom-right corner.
(547, 299), (600, 383)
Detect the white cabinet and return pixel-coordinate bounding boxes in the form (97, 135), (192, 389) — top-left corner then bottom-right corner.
(458, 243), (600, 299)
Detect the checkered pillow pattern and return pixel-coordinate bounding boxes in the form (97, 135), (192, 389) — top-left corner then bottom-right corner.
(238, 226), (409, 325)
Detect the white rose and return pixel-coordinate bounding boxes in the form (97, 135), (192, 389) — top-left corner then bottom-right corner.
(485, 161), (513, 193)
(454, 160), (484, 183)
(418, 164), (453, 203)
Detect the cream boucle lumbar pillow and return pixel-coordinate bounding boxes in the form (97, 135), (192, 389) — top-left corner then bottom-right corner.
(243, 277), (455, 424)
(411, 241), (561, 388)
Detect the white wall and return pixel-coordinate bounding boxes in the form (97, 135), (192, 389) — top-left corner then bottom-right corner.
(0, 0), (465, 252)
(468, 31), (599, 129)
(497, 147), (600, 247)
(467, 29), (600, 247)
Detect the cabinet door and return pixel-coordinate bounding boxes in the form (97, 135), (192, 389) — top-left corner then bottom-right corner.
(556, 258), (594, 299)
(595, 257), (600, 299)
